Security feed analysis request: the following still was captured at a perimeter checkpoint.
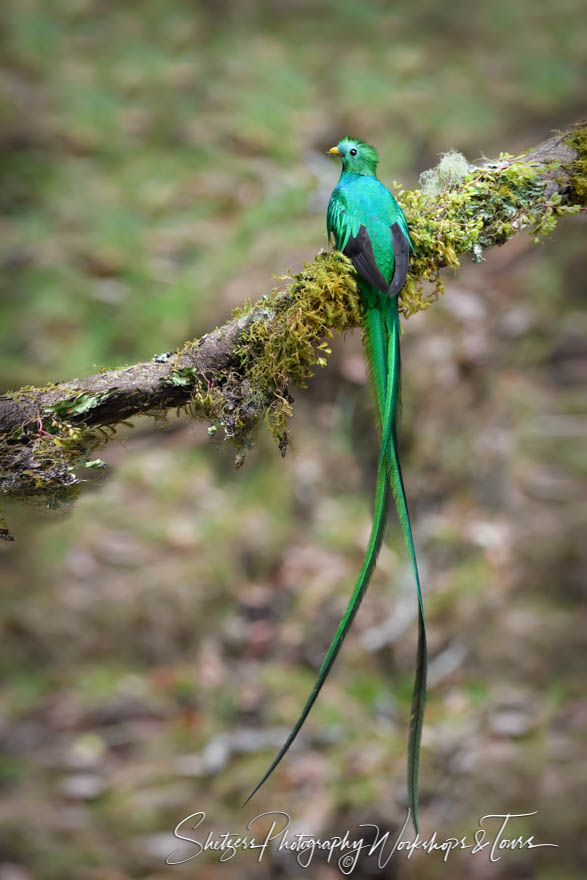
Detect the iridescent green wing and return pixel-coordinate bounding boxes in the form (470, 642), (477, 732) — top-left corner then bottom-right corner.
(328, 186), (409, 297)
(327, 187), (356, 251)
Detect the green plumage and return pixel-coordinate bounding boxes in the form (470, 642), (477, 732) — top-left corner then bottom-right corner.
(245, 138), (427, 834)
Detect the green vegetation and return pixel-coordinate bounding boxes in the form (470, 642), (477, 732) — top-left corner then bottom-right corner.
(564, 125), (587, 204)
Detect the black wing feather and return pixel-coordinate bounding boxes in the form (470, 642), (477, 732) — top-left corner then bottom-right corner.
(389, 221), (410, 299)
(343, 225), (390, 295)
(343, 222), (410, 298)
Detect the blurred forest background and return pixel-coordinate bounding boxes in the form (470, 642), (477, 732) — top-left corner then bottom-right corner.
(1, 1), (586, 878)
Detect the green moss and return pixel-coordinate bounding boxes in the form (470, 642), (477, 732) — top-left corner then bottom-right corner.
(170, 250), (366, 456)
(563, 126), (587, 205)
(235, 251), (361, 445)
(3, 382), (66, 402)
(0, 403), (106, 506)
(398, 144), (584, 302)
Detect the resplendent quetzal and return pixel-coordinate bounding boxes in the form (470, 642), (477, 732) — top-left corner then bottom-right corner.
(245, 138), (427, 832)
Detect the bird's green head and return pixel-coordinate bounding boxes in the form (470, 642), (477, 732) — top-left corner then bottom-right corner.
(328, 137), (379, 176)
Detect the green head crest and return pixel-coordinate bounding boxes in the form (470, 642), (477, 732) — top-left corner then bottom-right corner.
(328, 137), (379, 176)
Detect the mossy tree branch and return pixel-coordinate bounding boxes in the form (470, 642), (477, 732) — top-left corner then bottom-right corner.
(1, 124), (585, 518)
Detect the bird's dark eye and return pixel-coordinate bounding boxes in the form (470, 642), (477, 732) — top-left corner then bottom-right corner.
(350, 148), (357, 156)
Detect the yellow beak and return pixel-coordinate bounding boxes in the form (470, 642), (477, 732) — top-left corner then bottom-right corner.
(328, 146), (342, 155)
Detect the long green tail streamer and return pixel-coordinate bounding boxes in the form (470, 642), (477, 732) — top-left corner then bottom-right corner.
(244, 291), (426, 835)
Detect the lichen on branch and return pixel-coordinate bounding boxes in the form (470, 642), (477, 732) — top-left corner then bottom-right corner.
(1, 123), (585, 520)
(398, 129), (585, 312)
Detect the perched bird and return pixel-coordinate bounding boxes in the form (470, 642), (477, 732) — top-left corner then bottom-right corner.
(244, 138), (427, 832)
